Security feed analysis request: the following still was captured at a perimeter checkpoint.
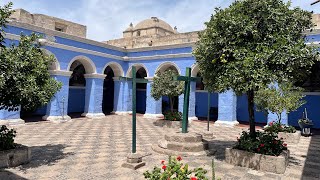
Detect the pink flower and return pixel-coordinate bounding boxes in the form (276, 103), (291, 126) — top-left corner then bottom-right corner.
(260, 144), (265, 147)
(269, 121), (274, 126)
(161, 160), (165, 164)
(283, 143), (287, 147)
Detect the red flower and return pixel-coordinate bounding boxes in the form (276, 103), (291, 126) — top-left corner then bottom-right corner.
(283, 143), (287, 147)
(257, 148), (260, 152)
(260, 144), (265, 147)
(190, 177), (197, 180)
(177, 156), (182, 161)
(161, 160), (165, 164)
(269, 121), (273, 126)
(162, 165), (167, 170)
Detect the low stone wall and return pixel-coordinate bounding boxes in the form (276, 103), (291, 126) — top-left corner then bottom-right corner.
(225, 148), (289, 174)
(153, 119), (182, 128)
(0, 145), (31, 168)
(278, 131), (301, 144)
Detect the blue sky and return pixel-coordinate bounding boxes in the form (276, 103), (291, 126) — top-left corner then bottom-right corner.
(1, 0), (319, 41)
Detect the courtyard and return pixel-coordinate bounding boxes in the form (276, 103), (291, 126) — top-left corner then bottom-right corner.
(0, 116), (319, 180)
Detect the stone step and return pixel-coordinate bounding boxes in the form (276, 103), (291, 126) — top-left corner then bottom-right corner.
(152, 144), (209, 156)
(167, 141), (208, 152)
(165, 132), (203, 143)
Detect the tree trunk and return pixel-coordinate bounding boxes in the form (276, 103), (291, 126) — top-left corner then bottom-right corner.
(169, 96), (174, 113)
(247, 90), (256, 137)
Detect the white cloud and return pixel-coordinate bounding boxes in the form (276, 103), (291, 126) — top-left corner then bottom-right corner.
(1, 0), (319, 41)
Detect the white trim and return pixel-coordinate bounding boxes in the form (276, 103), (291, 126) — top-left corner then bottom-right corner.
(143, 113), (164, 119)
(305, 41), (320, 47)
(126, 42), (195, 52)
(4, 33), (194, 62)
(303, 92), (320, 96)
(127, 64), (150, 77)
(103, 62), (125, 77)
(114, 111), (132, 115)
(195, 90), (207, 93)
(41, 48), (61, 70)
(69, 86), (86, 89)
(42, 115), (71, 122)
(84, 73), (106, 79)
(191, 63), (199, 77)
(127, 53), (192, 61)
(81, 112), (105, 119)
(67, 55), (97, 74)
(214, 120), (239, 127)
(155, 61), (181, 75)
(49, 70), (72, 76)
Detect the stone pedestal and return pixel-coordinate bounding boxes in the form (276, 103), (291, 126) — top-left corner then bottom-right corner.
(152, 132), (209, 156)
(121, 153), (146, 170)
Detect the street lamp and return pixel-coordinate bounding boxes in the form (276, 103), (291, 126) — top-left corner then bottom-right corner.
(311, 0), (320, 5)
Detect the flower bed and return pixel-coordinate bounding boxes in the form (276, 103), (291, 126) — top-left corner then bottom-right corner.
(265, 121), (300, 144)
(153, 111), (184, 128)
(0, 125), (31, 168)
(225, 131), (289, 174)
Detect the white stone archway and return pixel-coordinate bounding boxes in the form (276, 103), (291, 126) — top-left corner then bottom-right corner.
(155, 61), (181, 75)
(103, 62), (125, 77)
(67, 55), (96, 74)
(191, 63), (200, 77)
(126, 63), (150, 77)
(41, 48), (60, 71)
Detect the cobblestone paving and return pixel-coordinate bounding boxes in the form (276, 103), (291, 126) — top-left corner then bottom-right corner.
(0, 115), (319, 180)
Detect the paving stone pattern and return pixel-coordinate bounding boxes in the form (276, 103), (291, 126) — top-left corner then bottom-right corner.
(0, 115), (319, 180)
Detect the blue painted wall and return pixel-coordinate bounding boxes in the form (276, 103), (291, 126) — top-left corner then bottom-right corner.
(68, 88), (85, 113)
(236, 95), (268, 124)
(289, 95), (320, 129)
(136, 89), (146, 113)
(195, 92), (218, 118)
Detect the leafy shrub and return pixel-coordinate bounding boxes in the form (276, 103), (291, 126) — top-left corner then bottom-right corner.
(235, 131), (287, 156)
(264, 121), (296, 133)
(164, 111), (182, 121)
(144, 156), (208, 180)
(0, 125), (16, 151)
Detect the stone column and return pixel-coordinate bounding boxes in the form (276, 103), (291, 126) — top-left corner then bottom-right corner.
(143, 78), (164, 119)
(0, 106), (24, 125)
(43, 70), (72, 122)
(113, 78), (132, 115)
(216, 90), (239, 126)
(81, 73), (106, 118)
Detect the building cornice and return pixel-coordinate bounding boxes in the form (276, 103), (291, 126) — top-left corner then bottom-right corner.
(49, 70), (72, 76)
(125, 42), (195, 52)
(127, 53), (193, 61)
(84, 73), (106, 79)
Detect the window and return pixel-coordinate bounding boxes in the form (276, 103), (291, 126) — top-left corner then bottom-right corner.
(55, 22), (67, 32)
(136, 31), (141, 36)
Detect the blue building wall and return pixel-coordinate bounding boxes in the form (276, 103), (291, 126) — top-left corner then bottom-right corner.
(195, 92), (218, 118)
(68, 88), (85, 113)
(236, 95), (268, 124)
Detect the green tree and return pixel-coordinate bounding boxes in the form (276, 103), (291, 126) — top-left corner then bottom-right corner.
(255, 82), (306, 123)
(151, 70), (184, 112)
(0, 2), (62, 111)
(193, 0), (319, 136)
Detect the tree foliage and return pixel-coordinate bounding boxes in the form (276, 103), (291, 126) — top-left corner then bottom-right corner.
(0, 2), (62, 111)
(255, 82), (306, 123)
(151, 70), (184, 112)
(193, 0), (319, 136)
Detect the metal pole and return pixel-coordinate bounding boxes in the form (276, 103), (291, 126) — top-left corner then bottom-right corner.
(132, 66), (136, 153)
(207, 91), (210, 131)
(182, 67), (191, 133)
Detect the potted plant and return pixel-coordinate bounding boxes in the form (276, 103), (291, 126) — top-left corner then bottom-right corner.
(151, 69), (185, 128)
(0, 125), (31, 168)
(298, 108), (313, 136)
(255, 82), (305, 143)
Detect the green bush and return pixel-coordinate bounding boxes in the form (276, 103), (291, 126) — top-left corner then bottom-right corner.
(264, 121), (296, 133)
(144, 156), (208, 180)
(235, 131), (287, 156)
(164, 111), (182, 121)
(0, 125), (16, 151)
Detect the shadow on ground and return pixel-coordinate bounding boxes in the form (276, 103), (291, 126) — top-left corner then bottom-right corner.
(0, 170), (28, 180)
(18, 144), (74, 171)
(301, 129), (320, 179)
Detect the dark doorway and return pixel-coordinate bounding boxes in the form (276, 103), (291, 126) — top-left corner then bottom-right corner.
(136, 68), (147, 114)
(103, 66), (115, 115)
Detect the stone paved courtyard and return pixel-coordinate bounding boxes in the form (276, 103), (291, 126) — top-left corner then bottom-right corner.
(1, 115), (319, 180)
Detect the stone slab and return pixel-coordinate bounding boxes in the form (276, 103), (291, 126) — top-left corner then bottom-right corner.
(167, 141), (208, 152)
(225, 148), (289, 174)
(121, 161), (146, 170)
(164, 132), (202, 143)
(152, 144), (209, 156)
